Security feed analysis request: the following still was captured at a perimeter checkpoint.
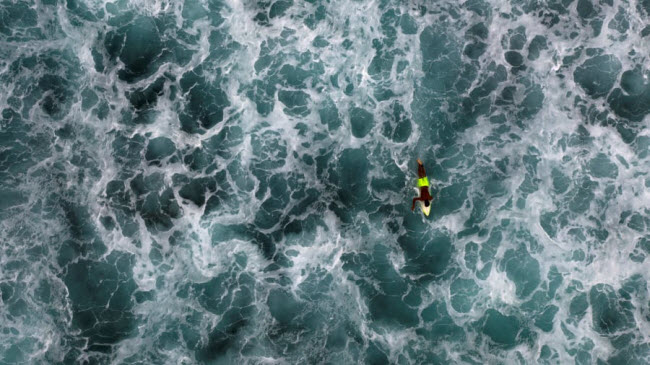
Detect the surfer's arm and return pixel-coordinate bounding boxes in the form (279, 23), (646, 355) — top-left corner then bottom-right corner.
(411, 197), (420, 211)
(417, 162), (426, 178)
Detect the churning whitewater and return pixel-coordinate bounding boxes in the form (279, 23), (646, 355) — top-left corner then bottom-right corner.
(1, 0), (650, 363)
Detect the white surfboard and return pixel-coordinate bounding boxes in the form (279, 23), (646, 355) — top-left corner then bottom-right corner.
(413, 187), (431, 216)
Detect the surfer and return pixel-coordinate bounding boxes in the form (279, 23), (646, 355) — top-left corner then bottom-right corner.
(411, 158), (433, 212)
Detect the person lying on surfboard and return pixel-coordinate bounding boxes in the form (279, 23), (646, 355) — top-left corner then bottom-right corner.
(412, 158), (433, 215)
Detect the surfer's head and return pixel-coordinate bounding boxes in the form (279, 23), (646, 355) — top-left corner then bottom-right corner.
(424, 200), (430, 207)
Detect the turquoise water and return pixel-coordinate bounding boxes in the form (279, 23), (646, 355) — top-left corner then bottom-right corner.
(1, 0), (650, 363)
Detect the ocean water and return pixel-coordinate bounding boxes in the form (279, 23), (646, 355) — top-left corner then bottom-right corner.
(1, 0), (650, 363)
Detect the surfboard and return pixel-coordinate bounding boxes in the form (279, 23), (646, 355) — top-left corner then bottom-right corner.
(413, 187), (431, 216)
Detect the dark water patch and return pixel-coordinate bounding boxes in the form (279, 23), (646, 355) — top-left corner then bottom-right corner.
(129, 77), (165, 111)
(0, 2), (37, 36)
(379, 9), (398, 47)
(630, 237), (650, 262)
(179, 65), (230, 133)
(228, 159), (256, 193)
(608, 66), (650, 122)
(247, 80), (275, 117)
(64, 251), (138, 352)
(534, 305), (559, 332)
(38, 75), (75, 120)
(516, 81), (544, 121)
(139, 187), (182, 233)
(269, 0), (293, 19)
(116, 17), (162, 82)
(538, 345), (560, 363)
(203, 125), (244, 160)
(464, 242), (479, 271)
(588, 153), (618, 178)
(568, 177), (597, 214)
(65, 0), (98, 25)
(206, 27), (240, 62)
(478, 228), (502, 273)
(398, 228), (454, 281)
(576, 0), (604, 36)
(467, 23), (488, 40)
(527, 35), (547, 61)
(496, 85), (516, 106)
(477, 309), (535, 349)
(450, 278), (480, 313)
(253, 40), (282, 73)
(111, 132), (146, 177)
(279, 64), (311, 88)
(4, 50), (82, 120)
(193, 271), (255, 316)
(464, 0), (492, 17)
(349, 107), (374, 138)
(178, 175), (219, 207)
(607, 343), (650, 365)
(312, 35), (329, 48)
(250, 128), (287, 199)
(368, 47), (395, 81)
(577, 0), (598, 19)
(589, 284), (635, 335)
(267, 288), (302, 324)
(620, 67), (647, 96)
(623, 212), (647, 232)
(183, 147), (213, 172)
(400, 14), (418, 34)
(419, 300), (465, 342)
(570, 292), (589, 319)
(500, 243), (540, 298)
(419, 26), (464, 94)
(640, 0), (650, 16)
(505, 51), (524, 67)
(81, 87), (99, 111)
(145, 136), (176, 162)
(380, 102), (411, 142)
(507, 26), (527, 50)
(107, 172), (182, 235)
(193, 271), (256, 361)
(211, 223), (251, 246)
(278, 89), (311, 117)
(464, 41), (487, 60)
(304, 3), (326, 30)
(457, 63), (506, 128)
(574, 54), (621, 98)
(0, 189), (27, 211)
(182, 0), (208, 25)
(643, 25), (650, 37)
(371, 156), (405, 196)
(104, 179), (137, 237)
(434, 179), (470, 218)
(333, 148), (370, 208)
(551, 168), (570, 194)
(0, 109), (51, 193)
(608, 7), (629, 34)
(341, 244), (419, 328)
(256, 193), (289, 230)
(318, 97), (342, 131)
(58, 200), (107, 260)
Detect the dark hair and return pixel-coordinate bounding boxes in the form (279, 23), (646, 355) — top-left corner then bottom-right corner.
(424, 200), (430, 207)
